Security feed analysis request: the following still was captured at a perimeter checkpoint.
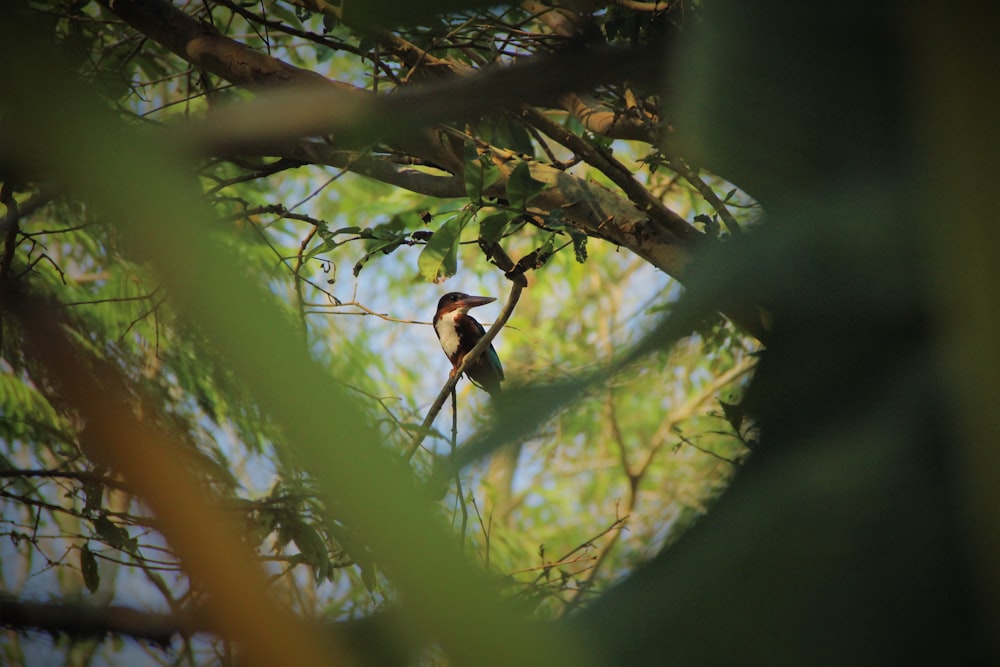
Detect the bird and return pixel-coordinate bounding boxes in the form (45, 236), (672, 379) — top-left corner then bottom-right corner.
(433, 292), (505, 396)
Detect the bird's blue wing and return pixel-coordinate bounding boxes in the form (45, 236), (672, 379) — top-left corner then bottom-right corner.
(468, 316), (504, 382)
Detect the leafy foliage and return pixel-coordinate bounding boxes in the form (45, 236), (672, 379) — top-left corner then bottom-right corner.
(0, 0), (757, 661)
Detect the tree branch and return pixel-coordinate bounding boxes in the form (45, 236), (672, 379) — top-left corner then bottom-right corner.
(559, 92), (659, 142)
(280, 0), (468, 79)
(521, 106), (700, 246)
(523, 1), (663, 141)
(0, 593), (412, 666)
(0, 468), (133, 493)
(0, 594), (205, 646)
(179, 40), (668, 154)
(97, 0), (350, 92)
(274, 140), (465, 198)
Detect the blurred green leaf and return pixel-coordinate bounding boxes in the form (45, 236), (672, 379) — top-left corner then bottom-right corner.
(92, 516), (129, 551)
(477, 210), (513, 245)
(464, 142), (501, 202)
(506, 161), (548, 210)
(293, 522), (333, 583)
(83, 481), (103, 514)
(570, 229), (588, 264)
(484, 115), (535, 157)
(418, 211), (470, 283)
(80, 545), (100, 594)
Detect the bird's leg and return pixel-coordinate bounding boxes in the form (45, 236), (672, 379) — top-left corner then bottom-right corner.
(451, 353), (466, 378)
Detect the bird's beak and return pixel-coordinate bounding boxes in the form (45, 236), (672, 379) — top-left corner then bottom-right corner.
(458, 295), (496, 309)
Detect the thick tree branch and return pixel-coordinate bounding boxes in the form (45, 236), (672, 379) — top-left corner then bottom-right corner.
(491, 153), (697, 280)
(666, 156), (745, 236)
(280, 0), (468, 79)
(180, 42), (668, 153)
(559, 92), (659, 142)
(0, 594), (412, 666)
(0, 468), (133, 492)
(97, 0), (348, 91)
(523, 1), (663, 141)
(520, 106), (700, 246)
(274, 140), (465, 198)
(0, 594), (206, 646)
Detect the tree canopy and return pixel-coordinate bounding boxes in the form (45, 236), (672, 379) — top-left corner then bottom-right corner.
(1, 1), (998, 666)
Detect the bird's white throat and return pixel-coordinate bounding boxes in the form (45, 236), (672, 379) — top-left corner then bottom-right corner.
(435, 311), (462, 357)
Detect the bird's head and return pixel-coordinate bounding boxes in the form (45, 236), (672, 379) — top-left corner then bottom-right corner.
(436, 292), (496, 316)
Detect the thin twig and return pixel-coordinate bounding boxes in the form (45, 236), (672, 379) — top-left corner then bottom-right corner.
(294, 225), (318, 346)
(450, 387), (470, 548)
(469, 494), (492, 569)
(673, 430), (741, 465)
(528, 514), (628, 586)
(508, 554), (597, 577)
(0, 468), (132, 492)
(668, 156), (744, 236)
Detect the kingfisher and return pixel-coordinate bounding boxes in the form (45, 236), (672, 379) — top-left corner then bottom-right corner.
(433, 292), (505, 396)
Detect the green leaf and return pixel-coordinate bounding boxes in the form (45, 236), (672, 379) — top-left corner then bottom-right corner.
(570, 229), (588, 264)
(506, 161), (548, 210)
(694, 214), (720, 236)
(353, 238), (405, 276)
(544, 208), (566, 230)
(269, 3), (305, 29)
(360, 559), (378, 593)
(93, 515), (129, 550)
(83, 481), (103, 513)
(358, 37), (376, 59)
(366, 224), (407, 246)
(293, 523), (332, 583)
(719, 399), (746, 431)
(308, 225), (364, 260)
(80, 545), (100, 593)
(322, 13), (339, 33)
(588, 131), (614, 151)
(418, 211), (470, 283)
(537, 234), (557, 265)
(488, 116), (535, 157)
(276, 516), (295, 549)
(478, 210), (513, 245)
(293, 524), (326, 565)
(316, 45), (336, 64)
(564, 113), (586, 137)
(464, 143), (501, 202)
